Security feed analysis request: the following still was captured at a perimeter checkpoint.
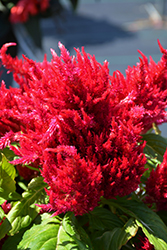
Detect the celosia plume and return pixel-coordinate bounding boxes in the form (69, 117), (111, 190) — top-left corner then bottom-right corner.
(41, 146), (103, 215)
(110, 39), (167, 133)
(0, 41), (166, 215)
(146, 149), (167, 211)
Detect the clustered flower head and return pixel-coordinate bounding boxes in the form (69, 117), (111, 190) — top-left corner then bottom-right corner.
(0, 41), (167, 215)
(9, 0), (50, 23)
(146, 149), (167, 211)
(110, 40), (167, 133)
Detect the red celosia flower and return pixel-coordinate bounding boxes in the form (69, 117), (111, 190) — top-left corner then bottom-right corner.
(136, 236), (155, 250)
(3, 41), (167, 215)
(146, 149), (167, 211)
(41, 146), (103, 216)
(110, 39), (167, 133)
(9, 0), (50, 23)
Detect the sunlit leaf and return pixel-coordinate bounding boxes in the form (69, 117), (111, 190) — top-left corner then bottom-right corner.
(61, 212), (93, 250)
(101, 197), (167, 250)
(0, 154), (16, 199)
(92, 218), (138, 250)
(0, 177), (47, 236)
(18, 212), (92, 250)
(18, 216), (61, 250)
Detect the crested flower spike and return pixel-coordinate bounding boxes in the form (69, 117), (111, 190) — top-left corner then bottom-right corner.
(1, 41), (167, 215)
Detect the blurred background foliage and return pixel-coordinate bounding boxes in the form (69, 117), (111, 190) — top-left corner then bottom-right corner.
(0, 0), (78, 50)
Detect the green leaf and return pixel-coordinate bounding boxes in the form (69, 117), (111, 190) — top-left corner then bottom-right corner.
(0, 207), (10, 243)
(0, 176), (47, 236)
(2, 226), (31, 250)
(17, 181), (27, 191)
(8, 191), (22, 201)
(101, 198), (167, 250)
(0, 154), (16, 199)
(0, 206), (5, 220)
(61, 212), (93, 250)
(0, 197), (6, 205)
(0, 217), (12, 240)
(0, 147), (16, 161)
(157, 210), (167, 226)
(92, 218), (138, 250)
(24, 212), (92, 250)
(77, 214), (89, 228)
(142, 134), (167, 163)
(18, 216), (62, 250)
(136, 220), (167, 250)
(56, 222), (78, 250)
(88, 207), (124, 232)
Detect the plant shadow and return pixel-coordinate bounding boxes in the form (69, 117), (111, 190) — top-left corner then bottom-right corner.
(41, 8), (135, 52)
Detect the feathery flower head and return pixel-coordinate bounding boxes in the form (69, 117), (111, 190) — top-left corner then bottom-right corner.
(3, 41), (165, 215)
(110, 39), (167, 133)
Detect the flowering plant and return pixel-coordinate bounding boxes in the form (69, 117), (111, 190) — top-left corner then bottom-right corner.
(0, 40), (167, 249)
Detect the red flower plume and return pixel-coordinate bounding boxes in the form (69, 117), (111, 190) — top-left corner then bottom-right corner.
(3, 41), (167, 215)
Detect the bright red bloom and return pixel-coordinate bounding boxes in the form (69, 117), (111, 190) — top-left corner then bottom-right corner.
(9, 0), (50, 23)
(146, 149), (167, 211)
(110, 39), (167, 133)
(41, 146), (103, 216)
(3, 41), (167, 215)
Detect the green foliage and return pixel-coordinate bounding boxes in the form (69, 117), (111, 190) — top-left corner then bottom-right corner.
(92, 218), (138, 250)
(0, 147), (16, 161)
(18, 215), (61, 250)
(101, 197), (167, 250)
(142, 133), (167, 163)
(2, 226), (31, 250)
(0, 176), (47, 239)
(141, 133), (167, 182)
(88, 207), (124, 232)
(62, 212), (93, 249)
(0, 154), (16, 200)
(16, 212), (92, 250)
